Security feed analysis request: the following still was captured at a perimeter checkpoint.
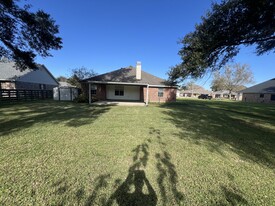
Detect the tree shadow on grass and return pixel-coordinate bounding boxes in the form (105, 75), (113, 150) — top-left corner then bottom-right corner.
(85, 174), (111, 206)
(155, 152), (185, 206)
(161, 100), (275, 169)
(0, 101), (111, 136)
(51, 173), (112, 206)
(219, 185), (248, 206)
(50, 129), (185, 206)
(149, 127), (185, 206)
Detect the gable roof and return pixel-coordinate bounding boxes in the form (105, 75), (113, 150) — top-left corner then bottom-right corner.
(0, 61), (58, 85)
(0, 61), (30, 80)
(84, 67), (167, 86)
(240, 78), (275, 94)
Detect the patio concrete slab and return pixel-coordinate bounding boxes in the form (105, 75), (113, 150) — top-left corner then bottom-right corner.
(91, 101), (146, 106)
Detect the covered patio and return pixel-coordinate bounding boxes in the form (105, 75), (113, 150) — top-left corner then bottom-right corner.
(88, 82), (150, 105)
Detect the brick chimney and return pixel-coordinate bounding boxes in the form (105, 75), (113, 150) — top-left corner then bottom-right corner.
(136, 61), (141, 80)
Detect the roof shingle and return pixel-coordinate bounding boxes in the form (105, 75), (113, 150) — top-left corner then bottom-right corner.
(84, 67), (167, 86)
(240, 78), (275, 93)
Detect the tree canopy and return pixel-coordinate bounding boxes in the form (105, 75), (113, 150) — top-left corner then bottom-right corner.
(169, 0), (275, 82)
(56, 76), (67, 82)
(0, 0), (62, 70)
(211, 63), (254, 96)
(67, 67), (97, 88)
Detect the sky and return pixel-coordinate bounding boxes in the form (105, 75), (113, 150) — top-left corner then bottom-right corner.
(25, 0), (275, 89)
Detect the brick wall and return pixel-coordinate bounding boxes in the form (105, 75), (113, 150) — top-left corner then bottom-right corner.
(243, 93), (275, 104)
(82, 83), (176, 103)
(143, 87), (177, 103)
(81, 83), (106, 101)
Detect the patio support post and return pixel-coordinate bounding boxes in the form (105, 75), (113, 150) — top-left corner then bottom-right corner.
(88, 83), (91, 104)
(146, 84), (149, 106)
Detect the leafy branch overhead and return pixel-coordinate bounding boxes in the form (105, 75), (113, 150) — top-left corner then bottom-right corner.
(0, 0), (62, 70)
(169, 0), (275, 81)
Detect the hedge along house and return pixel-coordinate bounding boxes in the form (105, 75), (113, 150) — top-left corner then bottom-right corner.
(240, 78), (275, 103)
(83, 62), (177, 105)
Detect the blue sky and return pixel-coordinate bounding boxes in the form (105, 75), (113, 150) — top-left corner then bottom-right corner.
(27, 0), (275, 89)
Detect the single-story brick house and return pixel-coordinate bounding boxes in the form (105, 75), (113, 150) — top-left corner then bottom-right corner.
(239, 78), (275, 103)
(0, 59), (58, 90)
(212, 90), (238, 99)
(178, 88), (211, 98)
(82, 62), (177, 105)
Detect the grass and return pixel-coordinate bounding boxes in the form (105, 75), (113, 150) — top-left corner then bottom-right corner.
(0, 99), (274, 205)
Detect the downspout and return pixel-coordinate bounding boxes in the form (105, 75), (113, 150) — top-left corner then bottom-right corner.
(146, 84), (149, 106)
(88, 83), (91, 104)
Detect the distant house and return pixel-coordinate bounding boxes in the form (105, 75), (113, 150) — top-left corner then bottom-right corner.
(0, 60), (58, 90)
(179, 88), (211, 98)
(82, 62), (177, 105)
(239, 78), (275, 103)
(212, 90), (238, 99)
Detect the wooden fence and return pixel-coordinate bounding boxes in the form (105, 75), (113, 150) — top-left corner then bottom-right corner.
(0, 89), (53, 102)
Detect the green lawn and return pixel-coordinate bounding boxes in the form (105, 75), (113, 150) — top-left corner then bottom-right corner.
(0, 100), (274, 205)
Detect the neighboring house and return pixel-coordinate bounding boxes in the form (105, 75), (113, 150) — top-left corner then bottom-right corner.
(82, 62), (177, 105)
(179, 88), (211, 98)
(239, 78), (275, 103)
(0, 60), (58, 90)
(212, 90), (237, 99)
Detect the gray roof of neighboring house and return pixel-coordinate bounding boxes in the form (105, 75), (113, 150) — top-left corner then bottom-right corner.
(0, 61), (58, 84)
(0, 61), (31, 80)
(240, 78), (275, 94)
(84, 67), (167, 86)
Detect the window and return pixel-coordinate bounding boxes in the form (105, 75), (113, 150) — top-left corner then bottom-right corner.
(260, 93), (264, 98)
(39, 84), (46, 90)
(115, 86), (124, 96)
(271, 94), (275, 101)
(91, 85), (97, 95)
(158, 88), (164, 97)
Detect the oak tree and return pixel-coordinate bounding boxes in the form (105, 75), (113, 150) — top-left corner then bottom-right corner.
(169, 0), (275, 82)
(0, 0), (62, 70)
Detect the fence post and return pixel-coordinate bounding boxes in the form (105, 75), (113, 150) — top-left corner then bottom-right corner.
(8, 90), (11, 101)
